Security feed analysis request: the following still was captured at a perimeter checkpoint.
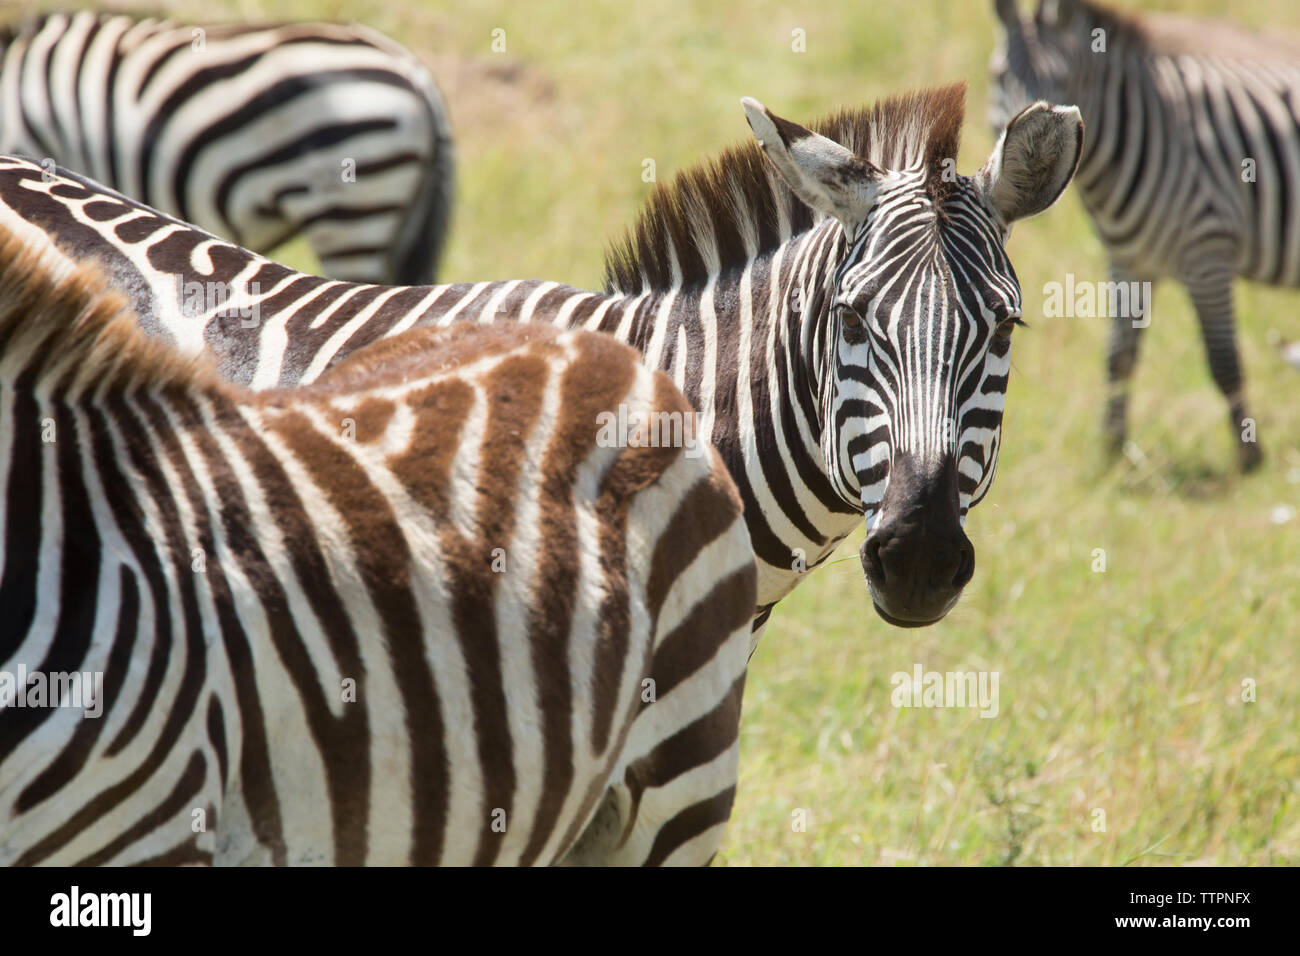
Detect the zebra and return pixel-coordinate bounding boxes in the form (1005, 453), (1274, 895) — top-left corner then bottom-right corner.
(0, 81), (1083, 635)
(0, 10), (454, 284)
(0, 228), (758, 866)
(989, 0), (1300, 470)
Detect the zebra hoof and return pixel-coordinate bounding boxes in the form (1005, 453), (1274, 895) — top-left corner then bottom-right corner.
(1239, 440), (1264, 473)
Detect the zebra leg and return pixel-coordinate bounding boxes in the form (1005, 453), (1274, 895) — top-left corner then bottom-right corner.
(1182, 266), (1261, 470)
(1102, 263), (1152, 456)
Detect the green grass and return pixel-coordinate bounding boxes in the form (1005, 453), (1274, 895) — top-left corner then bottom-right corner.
(22, 0), (1300, 864)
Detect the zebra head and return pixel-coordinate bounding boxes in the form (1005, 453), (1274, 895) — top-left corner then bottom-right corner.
(743, 92), (1082, 627)
(989, 0), (1096, 132)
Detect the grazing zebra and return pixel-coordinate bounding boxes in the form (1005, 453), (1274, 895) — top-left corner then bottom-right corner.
(990, 0), (1300, 470)
(0, 230), (757, 866)
(0, 11), (453, 284)
(0, 81), (1082, 635)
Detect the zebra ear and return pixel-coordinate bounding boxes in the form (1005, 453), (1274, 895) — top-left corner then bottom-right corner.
(978, 101), (1083, 224)
(741, 97), (882, 233)
(994, 0), (1020, 27)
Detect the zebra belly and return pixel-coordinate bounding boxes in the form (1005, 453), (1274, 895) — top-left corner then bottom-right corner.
(211, 587), (659, 866)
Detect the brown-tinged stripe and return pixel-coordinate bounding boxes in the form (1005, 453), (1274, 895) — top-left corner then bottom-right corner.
(267, 406), (447, 865)
(644, 567), (753, 704)
(186, 396), (371, 865)
(349, 397), (396, 443)
(550, 634), (657, 863)
(387, 349), (549, 865)
(621, 675), (745, 842)
(587, 373), (691, 753)
(515, 334), (638, 865)
(644, 446), (748, 626)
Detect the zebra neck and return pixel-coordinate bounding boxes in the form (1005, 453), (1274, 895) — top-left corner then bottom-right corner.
(601, 229), (829, 444)
(596, 225), (857, 608)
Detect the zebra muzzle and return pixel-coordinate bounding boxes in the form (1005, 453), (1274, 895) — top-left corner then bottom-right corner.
(859, 453), (975, 627)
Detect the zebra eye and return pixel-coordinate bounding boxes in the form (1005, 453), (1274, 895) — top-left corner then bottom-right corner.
(836, 305), (864, 330)
(996, 314), (1025, 339)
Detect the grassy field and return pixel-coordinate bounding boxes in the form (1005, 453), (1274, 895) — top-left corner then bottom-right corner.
(21, 0), (1299, 864)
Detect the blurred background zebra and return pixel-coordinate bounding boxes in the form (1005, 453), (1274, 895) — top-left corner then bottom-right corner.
(990, 0), (1300, 469)
(0, 229), (757, 865)
(0, 10), (455, 283)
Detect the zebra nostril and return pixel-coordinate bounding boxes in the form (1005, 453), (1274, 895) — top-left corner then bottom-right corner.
(953, 539), (975, 589)
(861, 536), (886, 582)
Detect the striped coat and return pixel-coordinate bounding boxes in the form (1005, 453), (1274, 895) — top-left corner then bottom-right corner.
(0, 230), (756, 865)
(0, 11), (454, 283)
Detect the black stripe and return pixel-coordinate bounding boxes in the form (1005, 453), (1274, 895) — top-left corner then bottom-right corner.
(14, 567), (140, 811)
(72, 750), (207, 866)
(164, 69), (417, 224)
(211, 119), (398, 241)
(642, 786), (736, 866)
(207, 694), (228, 793)
(0, 364), (44, 665)
(10, 396), (102, 810)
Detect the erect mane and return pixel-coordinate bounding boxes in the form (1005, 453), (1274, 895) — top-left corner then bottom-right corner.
(603, 82), (967, 295)
(0, 227), (214, 398)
